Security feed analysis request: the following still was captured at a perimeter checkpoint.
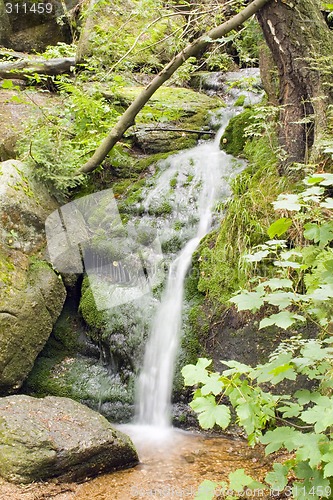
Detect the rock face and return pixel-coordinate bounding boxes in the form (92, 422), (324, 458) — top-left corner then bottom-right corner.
(0, 395), (139, 483)
(0, 160), (66, 393)
(0, 89), (60, 162)
(0, 1), (75, 52)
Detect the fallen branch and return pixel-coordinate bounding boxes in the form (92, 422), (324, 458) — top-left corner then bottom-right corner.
(0, 57), (76, 80)
(135, 126), (215, 136)
(78, 0), (271, 174)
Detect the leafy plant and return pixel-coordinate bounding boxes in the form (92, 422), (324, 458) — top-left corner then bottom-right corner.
(183, 172), (333, 499)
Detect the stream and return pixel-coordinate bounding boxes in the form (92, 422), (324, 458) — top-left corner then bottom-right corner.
(0, 70), (271, 500)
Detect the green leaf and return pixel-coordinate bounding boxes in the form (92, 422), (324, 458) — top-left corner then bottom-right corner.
(221, 359), (252, 375)
(190, 396), (231, 429)
(293, 432), (325, 467)
(228, 469), (255, 492)
(301, 396), (333, 433)
(279, 402), (302, 418)
(307, 284), (333, 301)
(195, 479), (218, 500)
(244, 249), (270, 262)
(272, 194), (301, 211)
(274, 259), (302, 269)
(1, 79), (15, 89)
(260, 427), (300, 454)
(304, 222), (333, 247)
(320, 197), (333, 209)
(304, 173), (333, 186)
(295, 389), (320, 405)
(263, 291), (295, 308)
(181, 358), (211, 386)
(323, 462), (333, 478)
(229, 291), (264, 312)
(301, 186), (325, 200)
(265, 462), (289, 490)
(201, 372), (224, 396)
(259, 277), (293, 291)
(267, 218), (293, 238)
(259, 311), (304, 330)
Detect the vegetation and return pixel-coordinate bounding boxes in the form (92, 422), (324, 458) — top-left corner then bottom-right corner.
(183, 171), (333, 498)
(3, 0), (333, 495)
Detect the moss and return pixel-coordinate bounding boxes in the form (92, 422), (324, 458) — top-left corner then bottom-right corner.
(114, 86), (222, 125)
(161, 234), (183, 254)
(234, 95), (246, 107)
(220, 108), (255, 156)
(79, 276), (107, 334)
(24, 357), (73, 399)
(148, 200), (173, 216)
(197, 134), (289, 304)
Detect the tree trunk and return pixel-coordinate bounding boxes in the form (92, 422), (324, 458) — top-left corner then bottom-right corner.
(257, 0), (333, 165)
(78, 0), (271, 174)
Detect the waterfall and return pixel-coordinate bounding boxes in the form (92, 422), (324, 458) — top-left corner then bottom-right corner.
(135, 69), (263, 429)
(136, 113), (244, 428)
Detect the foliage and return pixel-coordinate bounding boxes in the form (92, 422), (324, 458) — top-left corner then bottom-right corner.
(18, 80), (125, 199)
(220, 107), (256, 156)
(183, 172), (333, 499)
(198, 138), (286, 304)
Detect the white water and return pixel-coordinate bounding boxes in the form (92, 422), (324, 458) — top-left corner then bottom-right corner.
(136, 119), (239, 428)
(136, 70), (262, 431)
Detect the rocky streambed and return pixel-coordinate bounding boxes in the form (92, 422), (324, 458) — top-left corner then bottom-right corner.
(0, 428), (280, 500)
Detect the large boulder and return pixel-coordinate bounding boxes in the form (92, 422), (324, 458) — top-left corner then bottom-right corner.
(0, 395), (139, 483)
(0, 0), (76, 52)
(0, 160), (66, 393)
(0, 89), (60, 162)
(109, 86), (222, 153)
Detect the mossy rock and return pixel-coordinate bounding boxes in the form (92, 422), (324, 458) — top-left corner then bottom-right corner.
(109, 86), (222, 153)
(0, 395), (138, 483)
(0, 259), (66, 393)
(220, 108), (255, 156)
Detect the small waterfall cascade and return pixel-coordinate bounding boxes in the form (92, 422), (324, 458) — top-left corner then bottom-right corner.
(135, 81), (262, 428)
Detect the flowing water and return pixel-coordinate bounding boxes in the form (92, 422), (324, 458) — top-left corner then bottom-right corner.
(136, 113), (244, 427)
(136, 69), (262, 428)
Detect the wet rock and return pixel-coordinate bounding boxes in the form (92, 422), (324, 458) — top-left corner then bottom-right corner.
(0, 160), (66, 393)
(0, 1), (76, 52)
(0, 395), (139, 483)
(0, 159), (58, 252)
(0, 259), (66, 393)
(108, 86), (222, 154)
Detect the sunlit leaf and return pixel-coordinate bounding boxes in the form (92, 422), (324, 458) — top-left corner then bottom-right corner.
(229, 291), (264, 311)
(267, 218), (292, 238)
(272, 194), (301, 211)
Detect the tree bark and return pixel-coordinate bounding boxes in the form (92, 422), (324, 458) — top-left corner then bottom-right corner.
(256, 0), (333, 165)
(78, 0), (271, 174)
(0, 57), (76, 80)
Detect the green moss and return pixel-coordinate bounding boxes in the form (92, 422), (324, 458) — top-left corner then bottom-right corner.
(220, 108), (255, 156)
(114, 86), (222, 125)
(161, 234), (183, 254)
(79, 276), (107, 334)
(148, 200), (173, 216)
(234, 95), (246, 107)
(198, 134), (288, 304)
(24, 357), (73, 399)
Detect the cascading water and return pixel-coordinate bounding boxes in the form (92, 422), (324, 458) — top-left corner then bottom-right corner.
(137, 124), (246, 427)
(136, 70), (262, 429)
